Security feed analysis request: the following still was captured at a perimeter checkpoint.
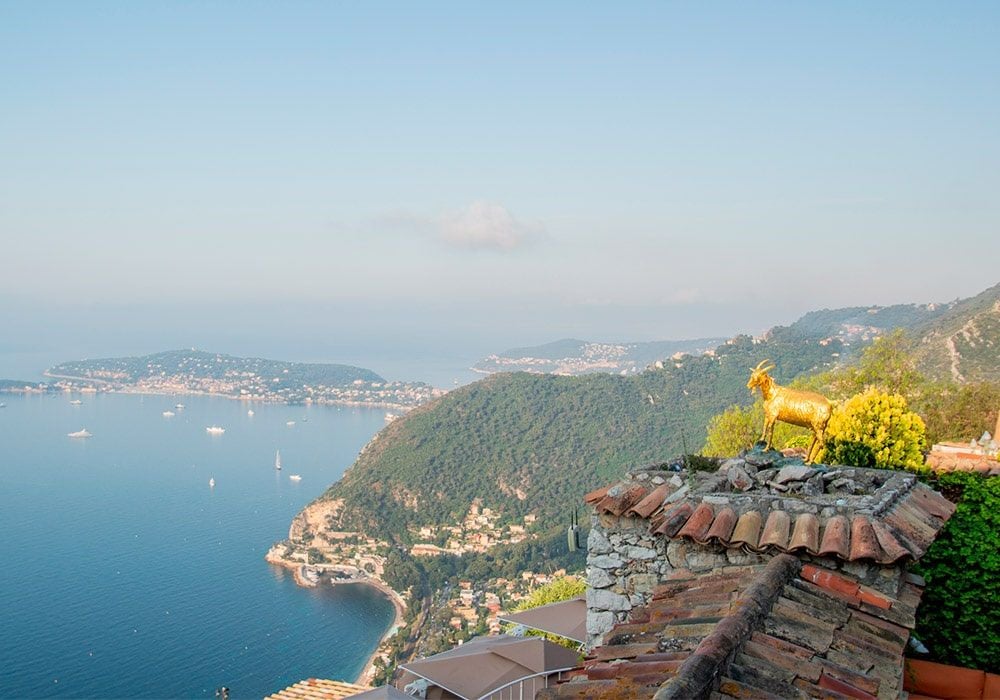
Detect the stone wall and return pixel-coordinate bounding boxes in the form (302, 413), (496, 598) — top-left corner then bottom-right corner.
(585, 511), (766, 647)
(585, 511), (904, 648)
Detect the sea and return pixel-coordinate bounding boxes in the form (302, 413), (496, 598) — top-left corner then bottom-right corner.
(0, 392), (398, 699)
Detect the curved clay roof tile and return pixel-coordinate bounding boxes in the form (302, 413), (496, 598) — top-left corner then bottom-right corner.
(584, 485), (610, 505)
(598, 483), (648, 517)
(908, 483), (957, 520)
(729, 510), (763, 551)
(870, 519), (913, 563)
(627, 484), (671, 519)
(759, 510), (791, 550)
(787, 513), (819, 554)
(677, 502), (715, 542)
(705, 507), (738, 543)
(656, 502), (694, 537)
(849, 516), (880, 561)
(818, 515), (850, 559)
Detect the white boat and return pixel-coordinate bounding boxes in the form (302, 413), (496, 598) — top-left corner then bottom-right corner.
(209, 478), (215, 488)
(205, 426), (225, 435)
(247, 409), (255, 416)
(68, 429), (92, 438)
(175, 403), (185, 409)
(286, 420), (296, 427)
(289, 474), (302, 481)
(162, 410), (175, 417)
(275, 450), (282, 470)
(69, 399), (82, 405)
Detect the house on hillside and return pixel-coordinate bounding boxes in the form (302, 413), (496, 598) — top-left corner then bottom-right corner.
(350, 449), (973, 699)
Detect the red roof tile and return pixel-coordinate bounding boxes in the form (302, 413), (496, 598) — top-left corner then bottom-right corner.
(627, 484), (671, 518)
(759, 510), (790, 549)
(543, 556), (922, 700)
(788, 512), (819, 553)
(588, 466), (954, 565)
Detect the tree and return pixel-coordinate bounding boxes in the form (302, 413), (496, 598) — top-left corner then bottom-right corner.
(820, 388), (927, 470)
(817, 330), (926, 401)
(514, 576), (586, 611)
(915, 380), (1000, 446)
(507, 576), (587, 649)
(701, 401), (811, 457)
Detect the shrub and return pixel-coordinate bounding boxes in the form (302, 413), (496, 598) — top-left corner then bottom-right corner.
(820, 388), (926, 470)
(508, 576), (587, 649)
(701, 401), (811, 457)
(514, 576), (586, 611)
(914, 472), (1000, 672)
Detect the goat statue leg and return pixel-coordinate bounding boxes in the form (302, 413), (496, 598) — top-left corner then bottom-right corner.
(762, 418), (775, 450)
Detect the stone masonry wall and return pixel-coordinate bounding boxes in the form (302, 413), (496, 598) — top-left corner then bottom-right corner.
(585, 511), (766, 648)
(585, 511), (904, 649)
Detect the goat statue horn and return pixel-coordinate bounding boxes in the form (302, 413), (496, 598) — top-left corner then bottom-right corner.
(753, 359), (772, 372)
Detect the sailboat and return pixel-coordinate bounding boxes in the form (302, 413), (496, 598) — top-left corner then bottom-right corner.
(275, 450), (282, 471)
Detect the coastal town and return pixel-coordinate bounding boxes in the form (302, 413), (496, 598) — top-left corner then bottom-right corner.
(17, 349), (446, 410)
(264, 496), (563, 686)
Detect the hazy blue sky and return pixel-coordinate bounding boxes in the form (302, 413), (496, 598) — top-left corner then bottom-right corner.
(1, 2), (998, 376)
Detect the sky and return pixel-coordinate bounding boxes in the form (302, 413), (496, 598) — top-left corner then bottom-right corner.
(1, 2), (998, 379)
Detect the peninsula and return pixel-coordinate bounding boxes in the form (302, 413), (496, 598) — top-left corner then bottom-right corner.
(36, 349), (445, 410)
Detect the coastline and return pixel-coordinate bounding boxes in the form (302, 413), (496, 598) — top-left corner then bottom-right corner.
(264, 551), (406, 687)
(39, 373), (423, 411)
(351, 578), (407, 686)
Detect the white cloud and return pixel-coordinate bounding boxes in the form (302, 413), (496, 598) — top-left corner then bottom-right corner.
(369, 201), (539, 252)
(437, 201), (536, 251)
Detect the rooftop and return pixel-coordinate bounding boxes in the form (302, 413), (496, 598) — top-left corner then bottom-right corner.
(585, 449), (955, 564)
(539, 554), (925, 699)
(266, 678), (369, 700)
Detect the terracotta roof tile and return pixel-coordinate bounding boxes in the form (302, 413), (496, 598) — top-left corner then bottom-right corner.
(654, 502), (694, 537)
(787, 513), (819, 554)
(869, 520), (910, 563)
(730, 510), (763, 549)
(848, 516), (880, 561)
(677, 502), (715, 541)
(759, 510), (790, 550)
(583, 484), (610, 505)
(908, 483), (956, 520)
(597, 483), (649, 517)
(588, 461), (955, 566)
(266, 679), (369, 700)
(818, 515), (850, 559)
(627, 484), (671, 518)
(705, 507), (738, 543)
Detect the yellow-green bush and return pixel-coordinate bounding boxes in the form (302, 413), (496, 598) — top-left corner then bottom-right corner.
(820, 388), (926, 470)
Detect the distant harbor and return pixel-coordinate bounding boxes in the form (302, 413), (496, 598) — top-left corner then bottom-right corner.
(1, 348), (448, 411)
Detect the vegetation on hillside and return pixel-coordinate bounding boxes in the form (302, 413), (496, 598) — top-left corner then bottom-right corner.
(49, 348), (384, 387)
(323, 330), (843, 541)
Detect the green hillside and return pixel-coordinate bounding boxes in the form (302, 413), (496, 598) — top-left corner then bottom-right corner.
(313, 282), (1000, 547)
(49, 349), (383, 387)
(908, 282), (1000, 382)
(322, 329), (842, 540)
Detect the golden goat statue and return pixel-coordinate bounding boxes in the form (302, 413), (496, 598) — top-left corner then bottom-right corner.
(747, 360), (833, 464)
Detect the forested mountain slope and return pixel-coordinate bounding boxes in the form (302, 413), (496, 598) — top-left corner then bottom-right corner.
(321, 330), (842, 540)
(314, 282), (999, 544)
(908, 282), (1000, 382)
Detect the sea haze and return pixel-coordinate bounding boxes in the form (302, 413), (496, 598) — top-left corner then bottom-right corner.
(0, 393), (394, 698)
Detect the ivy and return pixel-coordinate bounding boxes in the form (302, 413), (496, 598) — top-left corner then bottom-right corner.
(913, 472), (1000, 672)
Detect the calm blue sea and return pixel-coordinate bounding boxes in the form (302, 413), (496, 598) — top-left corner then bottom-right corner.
(0, 392), (394, 699)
